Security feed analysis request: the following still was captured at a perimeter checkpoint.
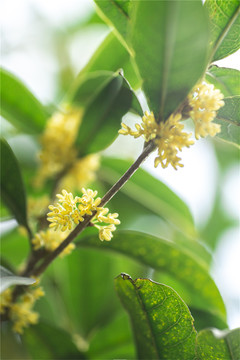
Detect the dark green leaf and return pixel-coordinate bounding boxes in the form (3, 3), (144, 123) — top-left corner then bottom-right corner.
(78, 231), (226, 320)
(205, 0), (240, 61)
(77, 32), (141, 89)
(189, 308), (228, 332)
(115, 274), (197, 359)
(0, 265), (35, 293)
(196, 328), (240, 360)
(215, 96), (240, 147)
(206, 66), (240, 97)
(129, 0), (209, 120)
(67, 70), (114, 107)
(94, 0), (131, 51)
(22, 322), (85, 360)
(0, 68), (48, 133)
(99, 157), (195, 237)
(0, 138), (29, 227)
(75, 73), (133, 156)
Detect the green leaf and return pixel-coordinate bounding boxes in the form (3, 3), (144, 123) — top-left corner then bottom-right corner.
(0, 228), (29, 266)
(129, 0), (209, 120)
(196, 328), (240, 360)
(75, 72), (134, 156)
(78, 231), (226, 320)
(0, 265), (35, 293)
(48, 248), (120, 336)
(99, 157), (196, 237)
(215, 96), (240, 147)
(77, 32), (141, 89)
(87, 313), (135, 359)
(94, 0), (131, 51)
(115, 274), (197, 360)
(189, 308), (228, 332)
(205, 0), (240, 62)
(67, 70), (115, 107)
(0, 138), (29, 227)
(22, 322), (85, 360)
(0, 68), (48, 133)
(206, 66), (240, 97)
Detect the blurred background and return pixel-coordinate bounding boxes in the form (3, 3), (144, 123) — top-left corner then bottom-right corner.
(1, 0), (239, 329)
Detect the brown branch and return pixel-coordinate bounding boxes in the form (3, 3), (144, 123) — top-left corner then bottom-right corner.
(30, 141), (156, 277)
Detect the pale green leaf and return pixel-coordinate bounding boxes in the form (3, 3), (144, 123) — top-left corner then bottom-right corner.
(0, 68), (48, 133)
(215, 96), (240, 147)
(206, 66), (240, 97)
(205, 0), (240, 61)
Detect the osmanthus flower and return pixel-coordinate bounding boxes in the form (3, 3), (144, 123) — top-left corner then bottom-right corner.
(34, 106), (82, 187)
(119, 82), (224, 169)
(58, 154), (100, 193)
(32, 229), (75, 257)
(47, 189), (120, 242)
(119, 111), (194, 170)
(0, 284), (44, 334)
(188, 82), (224, 139)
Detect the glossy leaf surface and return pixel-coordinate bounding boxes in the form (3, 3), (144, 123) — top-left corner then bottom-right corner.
(94, 0), (131, 50)
(0, 68), (48, 133)
(0, 138), (28, 227)
(115, 274), (197, 359)
(196, 328), (240, 360)
(129, 0), (209, 120)
(205, 0), (240, 61)
(75, 73), (134, 155)
(215, 96), (240, 147)
(78, 231), (226, 319)
(206, 66), (240, 97)
(0, 265), (35, 293)
(99, 157), (195, 237)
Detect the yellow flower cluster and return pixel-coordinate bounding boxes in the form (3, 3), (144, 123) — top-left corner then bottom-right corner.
(0, 285), (44, 334)
(47, 189), (120, 241)
(34, 106), (82, 187)
(28, 195), (50, 218)
(119, 82), (224, 169)
(119, 111), (194, 170)
(32, 228), (75, 257)
(59, 154), (100, 192)
(188, 82), (224, 139)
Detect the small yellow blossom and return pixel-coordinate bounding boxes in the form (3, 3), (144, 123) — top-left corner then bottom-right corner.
(188, 82), (224, 139)
(119, 111), (194, 170)
(47, 189), (120, 242)
(59, 154), (100, 192)
(0, 288), (12, 314)
(119, 111), (157, 141)
(28, 195), (50, 219)
(34, 106), (82, 188)
(98, 224), (116, 241)
(0, 286), (44, 334)
(32, 228), (75, 257)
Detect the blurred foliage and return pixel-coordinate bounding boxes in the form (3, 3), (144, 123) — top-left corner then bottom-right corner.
(1, 0), (240, 359)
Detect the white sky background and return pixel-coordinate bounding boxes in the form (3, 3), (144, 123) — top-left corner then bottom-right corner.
(1, 0), (239, 328)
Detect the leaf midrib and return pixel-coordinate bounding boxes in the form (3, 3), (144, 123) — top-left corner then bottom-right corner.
(132, 280), (160, 358)
(209, 3), (240, 62)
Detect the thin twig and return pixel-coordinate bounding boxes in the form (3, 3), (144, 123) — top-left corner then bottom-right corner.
(30, 141), (156, 277)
